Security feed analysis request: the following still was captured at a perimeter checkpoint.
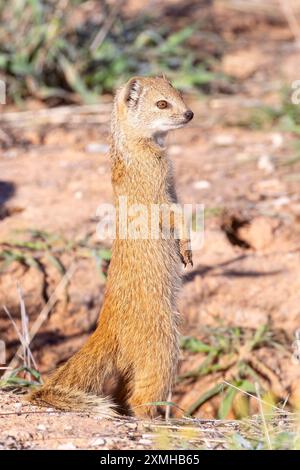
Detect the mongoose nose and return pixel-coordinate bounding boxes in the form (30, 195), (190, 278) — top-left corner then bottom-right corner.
(184, 110), (194, 121)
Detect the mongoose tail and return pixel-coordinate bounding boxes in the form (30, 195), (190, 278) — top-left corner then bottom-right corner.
(28, 386), (116, 418)
(27, 320), (118, 418)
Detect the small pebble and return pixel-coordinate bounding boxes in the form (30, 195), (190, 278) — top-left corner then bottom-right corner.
(272, 196), (290, 207)
(142, 433), (153, 439)
(126, 423), (138, 430)
(3, 150), (18, 158)
(193, 180), (211, 190)
(235, 152), (252, 162)
(139, 438), (152, 445)
(214, 134), (234, 146)
(168, 145), (181, 156)
(91, 438), (106, 447)
(57, 442), (77, 450)
(74, 190), (83, 199)
(257, 154), (275, 174)
(271, 133), (283, 148)
(85, 143), (109, 154)
(36, 424), (47, 432)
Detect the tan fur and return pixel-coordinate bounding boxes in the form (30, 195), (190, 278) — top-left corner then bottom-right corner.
(28, 76), (193, 418)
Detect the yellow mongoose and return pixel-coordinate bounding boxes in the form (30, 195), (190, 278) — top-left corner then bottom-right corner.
(29, 76), (194, 417)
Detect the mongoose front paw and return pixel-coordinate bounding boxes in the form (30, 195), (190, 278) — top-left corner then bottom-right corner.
(179, 240), (193, 268)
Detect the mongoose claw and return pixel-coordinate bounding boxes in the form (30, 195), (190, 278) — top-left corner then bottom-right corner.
(182, 250), (193, 268)
(179, 241), (193, 268)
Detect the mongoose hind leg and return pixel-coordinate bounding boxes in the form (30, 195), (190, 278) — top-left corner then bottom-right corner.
(128, 382), (169, 418)
(127, 365), (174, 418)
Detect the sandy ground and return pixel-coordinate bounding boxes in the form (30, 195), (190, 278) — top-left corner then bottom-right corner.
(1, 391), (296, 450)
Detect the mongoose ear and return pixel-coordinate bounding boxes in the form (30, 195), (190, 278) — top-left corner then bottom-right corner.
(125, 78), (142, 108)
(157, 73), (171, 85)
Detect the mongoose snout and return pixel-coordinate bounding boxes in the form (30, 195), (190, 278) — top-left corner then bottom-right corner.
(184, 110), (194, 122)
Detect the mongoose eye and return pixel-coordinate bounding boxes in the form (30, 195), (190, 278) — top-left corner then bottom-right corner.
(156, 100), (168, 109)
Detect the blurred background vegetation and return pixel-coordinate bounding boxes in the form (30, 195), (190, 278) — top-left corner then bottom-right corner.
(2, 0), (300, 142)
(0, 0), (227, 105)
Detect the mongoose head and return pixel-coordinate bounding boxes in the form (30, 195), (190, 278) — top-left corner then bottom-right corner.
(113, 76), (193, 142)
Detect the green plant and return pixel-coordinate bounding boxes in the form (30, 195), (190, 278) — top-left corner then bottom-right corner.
(0, 365), (42, 389)
(230, 87), (300, 136)
(1, 286), (43, 390)
(0, 229), (111, 282)
(148, 410), (300, 450)
(179, 326), (289, 418)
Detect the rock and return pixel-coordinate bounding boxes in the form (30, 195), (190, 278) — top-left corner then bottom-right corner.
(222, 49), (264, 79)
(270, 133), (283, 149)
(14, 403), (22, 412)
(126, 423), (138, 430)
(142, 433), (153, 439)
(235, 152), (252, 162)
(45, 129), (75, 146)
(257, 154), (275, 174)
(97, 165), (106, 174)
(36, 424), (47, 432)
(272, 196), (290, 207)
(91, 437), (106, 447)
(139, 438), (152, 446)
(57, 442), (77, 450)
(231, 308), (268, 329)
(74, 190), (83, 199)
(168, 145), (181, 156)
(193, 180), (211, 190)
(85, 143), (109, 154)
(238, 216), (279, 250)
(253, 179), (286, 196)
(23, 130), (41, 146)
(3, 149), (18, 159)
(213, 134), (234, 146)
